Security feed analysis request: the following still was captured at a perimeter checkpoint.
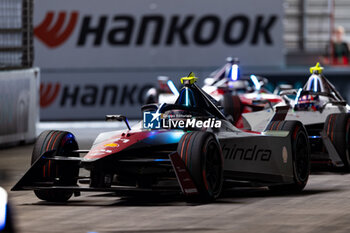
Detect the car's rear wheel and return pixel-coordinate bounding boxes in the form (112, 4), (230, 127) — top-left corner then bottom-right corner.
(177, 132), (223, 202)
(31, 130), (79, 202)
(267, 121), (310, 193)
(324, 113), (350, 171)
(223, 93), (242, 125)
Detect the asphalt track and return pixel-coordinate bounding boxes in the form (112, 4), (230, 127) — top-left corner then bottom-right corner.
(1, 122), (350, 233)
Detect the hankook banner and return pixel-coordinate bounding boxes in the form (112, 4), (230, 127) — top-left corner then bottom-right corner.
(40, 71), (169, 120)
(34, 0), (284, 68)
(34, 0), (284, 120)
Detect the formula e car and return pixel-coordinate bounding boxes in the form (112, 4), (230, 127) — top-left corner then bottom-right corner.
(203, 57), (284, 128)
(244, 63), (350, 171)
(145, 57), (283, 128)
(12, 73), (310, 203)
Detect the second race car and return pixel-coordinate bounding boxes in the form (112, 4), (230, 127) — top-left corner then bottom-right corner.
(244, 63), (350, 171)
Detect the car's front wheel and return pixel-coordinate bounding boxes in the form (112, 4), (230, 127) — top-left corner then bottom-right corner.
(31, 130), (79, 202)
(177, 132), (223, 202)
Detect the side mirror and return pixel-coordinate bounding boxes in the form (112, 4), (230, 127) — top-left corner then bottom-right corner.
(105, 115), (131, 130)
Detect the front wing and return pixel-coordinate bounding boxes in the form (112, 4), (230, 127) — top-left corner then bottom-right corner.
(11, 150), (197, 197)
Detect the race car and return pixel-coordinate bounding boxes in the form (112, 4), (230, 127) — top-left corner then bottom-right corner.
(243, 63), (350, 171)
(12, 73), (310, 203)
(202, 57), (284, 128)
(145, 57), (284, 128)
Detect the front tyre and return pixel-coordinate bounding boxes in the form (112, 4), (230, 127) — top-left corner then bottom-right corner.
(177, 132), (223, 202)
(31, 130), (79, 202)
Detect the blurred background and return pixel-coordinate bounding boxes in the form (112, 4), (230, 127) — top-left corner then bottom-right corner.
(1, 0), (350, 145)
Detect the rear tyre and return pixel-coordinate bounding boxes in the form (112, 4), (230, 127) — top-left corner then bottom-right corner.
(177, 132), (223, 202)
(223, 93), (242, 125)
(31, 130), (79, 202)
(324, 113), (350, 172)
(267, 121), (310, 193)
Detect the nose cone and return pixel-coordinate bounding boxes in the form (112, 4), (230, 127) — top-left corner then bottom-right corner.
(141, 130), (184, 144)
(83, 131), (151, 161)
(83, 130), (184, 161)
